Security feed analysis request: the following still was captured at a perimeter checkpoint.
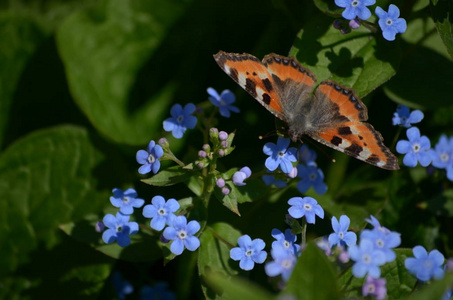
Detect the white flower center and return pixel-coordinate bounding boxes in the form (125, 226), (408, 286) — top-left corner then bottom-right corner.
(423, 260), (433, 269)
(376, 238), (384, 248)
(245, 249), (253, 257)
(386, 18), (393, 26)
(122, 196), (130, 204)
(116, 225), (123, 232)
(362, 253), (371, 264)
(177, 115), (184, 123)
(147, 154), (156, 163)
(412, 143), (421, 153)
(309, 172), (317, 181)
(278, 151), (285, 157)
(282, 258), (293, 269)
(339, 232), (344, 239)
(283, 241), (290, 248)
(351, 0), (359, 7)
(178, 230), (187, 240)
(303, 203), (312, 211)
(441, 153), (449, 162)
(158, 208), (166, 216)
(366, 283), (376, 293)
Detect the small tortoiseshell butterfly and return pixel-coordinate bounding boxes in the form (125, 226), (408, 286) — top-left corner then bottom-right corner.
(214, 51), (399, 170)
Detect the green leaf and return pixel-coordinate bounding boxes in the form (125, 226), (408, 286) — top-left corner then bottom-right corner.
(383, 17), (453, 109)
(198, 223), (241, 299)
(141, 165), (195, 186)
(290, 13), (399, 97)
(0, 126), (114, 275)
(430, 0), (453, 58)
(285, 242), (340, 300)
(313, 0), (343, 16)
(0, 12), (49, 148)
(405, 272), (453, 300)
(214, 182), (240, 216)
(205, 271), (274, 300)
(56, 0), (190, 145)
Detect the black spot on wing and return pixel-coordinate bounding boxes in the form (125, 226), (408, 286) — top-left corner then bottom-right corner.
(338, 126), (352, 136)
(366, 154), (380, 165)
(331, 136), (342, 146)
(229, 67), (239, 82)
(345, 143), (363, 157)
(262, 78), (273, 92)
(262, 93), (271, 105)
(245, 78), (257, 98)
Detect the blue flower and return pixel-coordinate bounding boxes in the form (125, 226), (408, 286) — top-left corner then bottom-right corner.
(262, 172), (287, 188)
(288, 196), (324, 224)
(110, 188), (144, 215)
(328, 215), (357, 248)
(232, 166), (252, 186)
(396, 127), (433, 167)
(140, 282), (175, 300)
(362, 276), (387, 300)
(163, 216), (200, 255)
(432, 135), (453, 172)
(111, 272), (133, 300)
(271, 228), (301, 255)
(102, 212), (139, 247)
(136, 140), (163, 174)
(366, 215), (390, 235)
(207, 88), (240, 118)
(163, 103), (198, 138)
(296, 164), (327, 195)
(348, 239), (386, 278)
(392, 105), (424, 128)
(263, 137), (298, 173)
(375, 5), (407, 41)
(405, 245), (445, 281)
(360, 228), (401, 262)
(298, 144), (317, 166)
(230, 235), (267, 271)
(335, 0), (375, 20)
(142, 196), (180, 231)
(265, 244), (297, 281)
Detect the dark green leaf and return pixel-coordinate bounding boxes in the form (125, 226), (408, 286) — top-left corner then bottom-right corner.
(290, 13), (399, 98)
(141, 165), (195, 186)
(285, 242), (340, 300)
(430, 0), (453, 58)
(56, 0), (190, 145)
(0, 126), (113, 275)
(198, 223), (241, 299)
(405, 272), (453, 300)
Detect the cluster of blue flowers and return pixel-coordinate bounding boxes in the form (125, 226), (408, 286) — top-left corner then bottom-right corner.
(394, 105), (453, 181)
(262, 137), (328, 195)
(112, 272), (175, 300)
(334, 0), (407, 41)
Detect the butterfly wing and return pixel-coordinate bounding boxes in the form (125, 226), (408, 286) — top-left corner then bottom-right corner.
(307, 81), (399, 170)
(214, 51), (286, 121)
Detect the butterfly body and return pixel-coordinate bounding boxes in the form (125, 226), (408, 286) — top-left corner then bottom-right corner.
(214, 51), (399, 170)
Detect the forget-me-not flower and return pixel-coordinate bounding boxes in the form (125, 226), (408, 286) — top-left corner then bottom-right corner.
(335, 0), (375, 20)
(163, 103), (198, 139)
(366, 215), (390, 235)
(405, 245), (445, 281)
(296, 164), (328, 195)
(298, 144), (317, 166)
(360, 228), (401, 262)
(348, 239), (386, 278)
(136, 140), (163, 174)
(142, 195), (180, 231)
(288, 196), (324, 224)
(102, 212), (139, 247)
(392, 105), (423, 128)
(328, 215), (357, 248)
(207, 88), (240, 118)
(396, 127), (433, 167)
(375, 5), (407, 41)
(163, 216), (200, 255)
(262, 172), (287, 188)
(432, 135), (453, 169)
(362, 276), (387, 300)
(110, 188), (144, 215)
(263, 137), (298, 173)
(265, 244), (297, 281)
(230, 235), (267, 271)
(271, 228), (301, 255)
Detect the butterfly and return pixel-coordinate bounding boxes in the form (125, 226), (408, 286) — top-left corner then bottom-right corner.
(213, 51), (399, 170)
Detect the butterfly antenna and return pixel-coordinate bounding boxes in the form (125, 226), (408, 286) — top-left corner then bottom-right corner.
(299, 137), (336, 163)
(258, 129), (277, 140)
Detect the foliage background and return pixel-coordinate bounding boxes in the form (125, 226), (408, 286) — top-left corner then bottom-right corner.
(0, 0), (452, 299)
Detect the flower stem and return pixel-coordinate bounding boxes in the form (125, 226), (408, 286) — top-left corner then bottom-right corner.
(301, 219), (307, 246)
